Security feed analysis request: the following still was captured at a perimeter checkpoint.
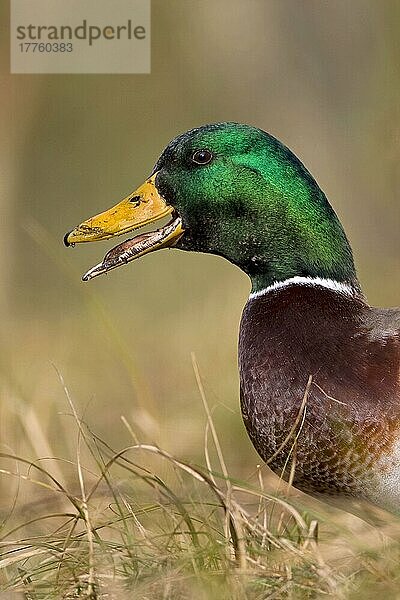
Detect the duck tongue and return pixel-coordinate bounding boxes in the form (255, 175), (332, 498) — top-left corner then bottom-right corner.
(82, 218), (181, 281)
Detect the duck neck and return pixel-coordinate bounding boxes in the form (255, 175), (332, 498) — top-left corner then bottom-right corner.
(233, 143), (361, 294)
(244, 206), (361, 295)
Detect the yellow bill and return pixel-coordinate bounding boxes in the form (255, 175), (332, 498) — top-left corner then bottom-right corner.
(64, 173), (184, 281)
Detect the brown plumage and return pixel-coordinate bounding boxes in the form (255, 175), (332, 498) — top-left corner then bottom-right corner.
(239, 283), (400, 513)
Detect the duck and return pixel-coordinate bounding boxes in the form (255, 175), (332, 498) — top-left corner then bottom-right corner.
(65, 122), (400, 517)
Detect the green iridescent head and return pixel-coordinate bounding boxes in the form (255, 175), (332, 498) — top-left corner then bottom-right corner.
(65, 122), (358, 291)
(154, 122), (357, 291)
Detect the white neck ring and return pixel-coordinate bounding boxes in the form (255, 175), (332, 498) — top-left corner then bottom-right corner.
(249, 276), (358, 300)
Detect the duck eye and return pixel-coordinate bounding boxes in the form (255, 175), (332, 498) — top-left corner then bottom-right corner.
(192, 149), (213, 165)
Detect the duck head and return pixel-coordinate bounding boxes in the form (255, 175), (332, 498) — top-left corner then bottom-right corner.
(65, 122), (358, 292)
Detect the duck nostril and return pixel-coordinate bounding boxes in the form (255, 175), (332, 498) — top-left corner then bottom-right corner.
(129, 195), (141, 207)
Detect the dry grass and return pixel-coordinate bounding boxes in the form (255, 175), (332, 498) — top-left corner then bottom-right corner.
(0, 386), (337, 598)
(0, 366), (399, 599)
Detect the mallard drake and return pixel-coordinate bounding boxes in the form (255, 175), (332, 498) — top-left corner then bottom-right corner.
(65, 123), (400, 517)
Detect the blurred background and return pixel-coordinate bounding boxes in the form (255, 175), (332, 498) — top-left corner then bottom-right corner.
(0, 0), (399, 513)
